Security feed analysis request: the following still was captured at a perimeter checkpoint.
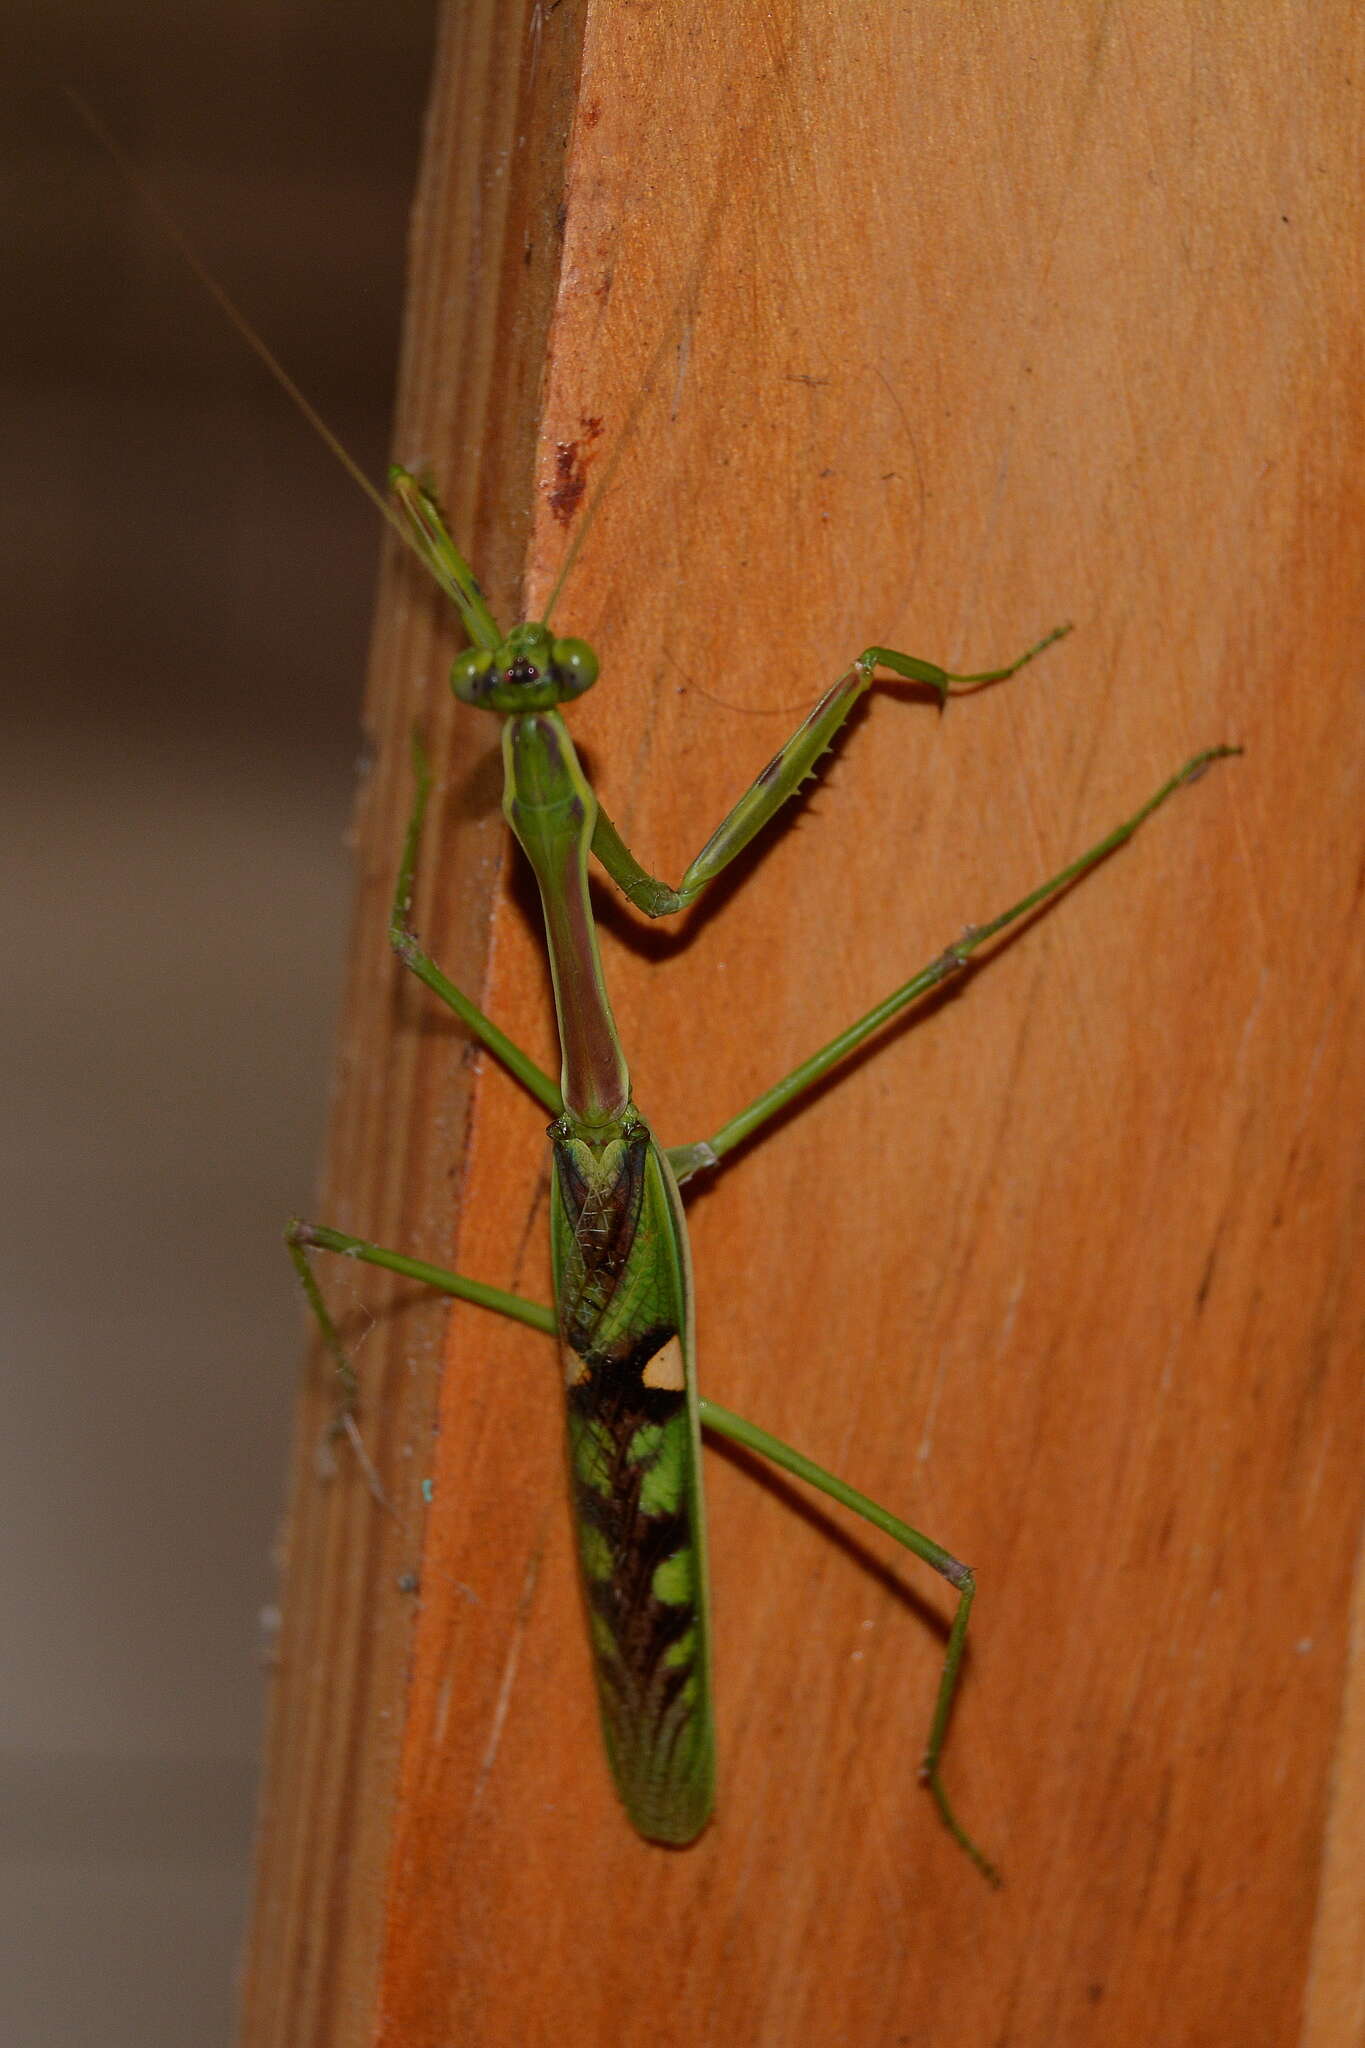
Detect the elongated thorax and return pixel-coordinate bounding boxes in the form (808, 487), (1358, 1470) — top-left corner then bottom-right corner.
(501, 710), (629, 1127)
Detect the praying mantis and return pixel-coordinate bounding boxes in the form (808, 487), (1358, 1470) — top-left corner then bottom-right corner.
(288, 465), (1237, 1877)
(60, 82), (1226, 1879)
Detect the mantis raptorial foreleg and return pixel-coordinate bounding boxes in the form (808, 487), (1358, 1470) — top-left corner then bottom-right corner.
(591, 627), (1070, 917)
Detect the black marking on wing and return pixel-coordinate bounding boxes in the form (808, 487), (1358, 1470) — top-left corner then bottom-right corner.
(553, 1125), (708, 1833)
(569, 1332), (691, 1634)
(566, 1329), (699, 1776)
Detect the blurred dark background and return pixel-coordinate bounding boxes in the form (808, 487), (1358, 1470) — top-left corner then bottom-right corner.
(3, 5), (435, 2039)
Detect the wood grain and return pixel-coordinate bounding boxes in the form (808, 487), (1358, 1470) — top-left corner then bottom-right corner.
(241, 6), (1365, 2044)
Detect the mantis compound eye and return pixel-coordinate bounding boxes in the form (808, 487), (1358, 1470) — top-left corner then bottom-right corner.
(450, 647), (497, 705)
(552, 639), (599, 698)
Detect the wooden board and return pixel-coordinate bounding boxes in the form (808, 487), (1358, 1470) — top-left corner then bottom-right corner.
(241, 5), (1365, 2043)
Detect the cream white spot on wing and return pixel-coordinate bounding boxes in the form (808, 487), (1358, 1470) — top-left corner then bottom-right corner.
(642, 1333), (686, 1391)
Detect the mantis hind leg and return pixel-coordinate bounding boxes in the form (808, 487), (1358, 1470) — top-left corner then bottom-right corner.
(699, 1396), (998, 1884)
(288, 1232), (995, 1871)
(286, 1221), (555, 1488)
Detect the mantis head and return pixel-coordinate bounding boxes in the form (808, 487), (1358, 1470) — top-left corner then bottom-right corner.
(449, 623), (598, 713)
(390, 465), (598, 714)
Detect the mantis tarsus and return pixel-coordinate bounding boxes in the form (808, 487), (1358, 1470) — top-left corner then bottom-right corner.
(289, 465), (1238, 1877)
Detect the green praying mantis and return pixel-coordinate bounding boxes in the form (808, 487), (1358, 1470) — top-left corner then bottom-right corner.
(288, 465), (1238, 1878)
(66, 71), (1238, 1892)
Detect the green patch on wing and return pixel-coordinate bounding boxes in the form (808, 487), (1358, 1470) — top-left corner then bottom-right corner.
(577, 1521), (613, 1582)
(662, 1627), (697, 1670)
(569, 1414), (617, 1498)
(631, 1417), (687, 1516)
(651, 1548), (694, 1606)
